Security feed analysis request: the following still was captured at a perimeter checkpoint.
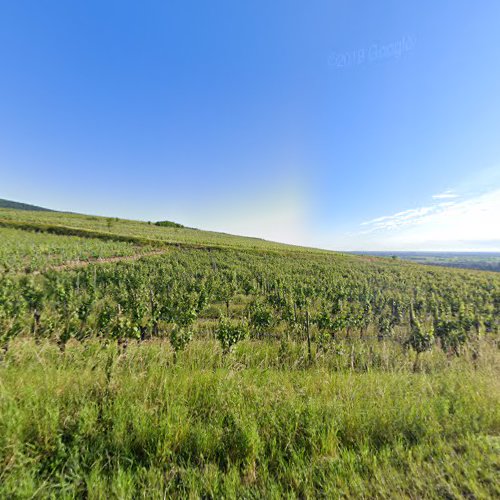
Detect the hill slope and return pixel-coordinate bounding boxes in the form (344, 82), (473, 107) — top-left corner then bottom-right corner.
(0, 198), (53, 212)
(0, 203), (499, 499)
(0, 205), (332, 254)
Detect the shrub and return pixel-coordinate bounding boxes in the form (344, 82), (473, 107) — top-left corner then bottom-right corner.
(154, 220), (184, 229)
(169, 326), (193, 362)
(216, 317), (248, 354)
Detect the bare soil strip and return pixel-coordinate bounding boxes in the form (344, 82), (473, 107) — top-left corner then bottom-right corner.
(31, 250), (168, 274)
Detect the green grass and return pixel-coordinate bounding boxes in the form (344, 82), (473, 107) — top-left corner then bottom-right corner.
(0, 339), (498, 499)
(0, 227), (151, 274)
(0, 207), (344, 254)
(0, 205), (499, 498)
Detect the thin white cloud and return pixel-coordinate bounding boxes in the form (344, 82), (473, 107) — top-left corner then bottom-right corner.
(354, 188), (500, 251)
(361, 206), (436, 232)
(432, 190), (459, 200)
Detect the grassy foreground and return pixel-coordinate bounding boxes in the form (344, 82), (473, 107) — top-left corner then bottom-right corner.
(1, 339), (499, 499)
(1, 207), (499, 498)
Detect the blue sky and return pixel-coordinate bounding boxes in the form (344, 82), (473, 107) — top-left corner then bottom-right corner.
(1, 1), (499, 250)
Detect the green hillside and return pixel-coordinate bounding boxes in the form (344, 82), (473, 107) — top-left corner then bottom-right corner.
(0, 206), (337, 254)
(0, 198), (53, 212)
(0, 206), (499, 498)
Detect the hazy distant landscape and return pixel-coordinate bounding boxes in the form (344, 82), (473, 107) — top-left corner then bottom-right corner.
(351, 251), (500, 272)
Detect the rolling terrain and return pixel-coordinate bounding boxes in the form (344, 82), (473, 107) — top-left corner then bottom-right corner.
(352, 250), (500, 272)
(0, 202), (499, 498)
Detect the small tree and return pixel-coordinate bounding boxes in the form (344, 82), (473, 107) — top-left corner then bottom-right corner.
(315, 309), (331, 334)
(248, 301), (274, 339)
(169, 326), (193, 363)
(314, 309), (332, 353)
(216, 317), (248, 354)
(434, 318), (471, 356)
(377, 315), (393, 342)
(20, 277), (44, 336)
(405, 306), (434, 372)
(169, 292), (198, 362)
(111, 304), (140, 341)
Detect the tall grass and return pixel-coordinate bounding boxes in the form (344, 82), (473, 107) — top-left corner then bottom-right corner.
(1, 338), (499, 498)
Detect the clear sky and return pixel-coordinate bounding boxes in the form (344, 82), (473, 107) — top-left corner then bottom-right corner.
(1, 1), (500, 251)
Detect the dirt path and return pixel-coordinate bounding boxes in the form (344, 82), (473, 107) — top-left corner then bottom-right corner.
(32, 250), (168, 274)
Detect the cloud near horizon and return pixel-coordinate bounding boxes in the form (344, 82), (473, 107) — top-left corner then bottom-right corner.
(353, 188), (500, 251)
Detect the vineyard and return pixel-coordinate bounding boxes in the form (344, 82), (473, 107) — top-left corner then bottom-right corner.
(0, 208), (499, 498)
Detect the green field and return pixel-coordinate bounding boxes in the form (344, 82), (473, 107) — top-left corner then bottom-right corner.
(0, 207), (499, 498)
(0, 207), (324, 253)
(0, 227), (152, 274)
